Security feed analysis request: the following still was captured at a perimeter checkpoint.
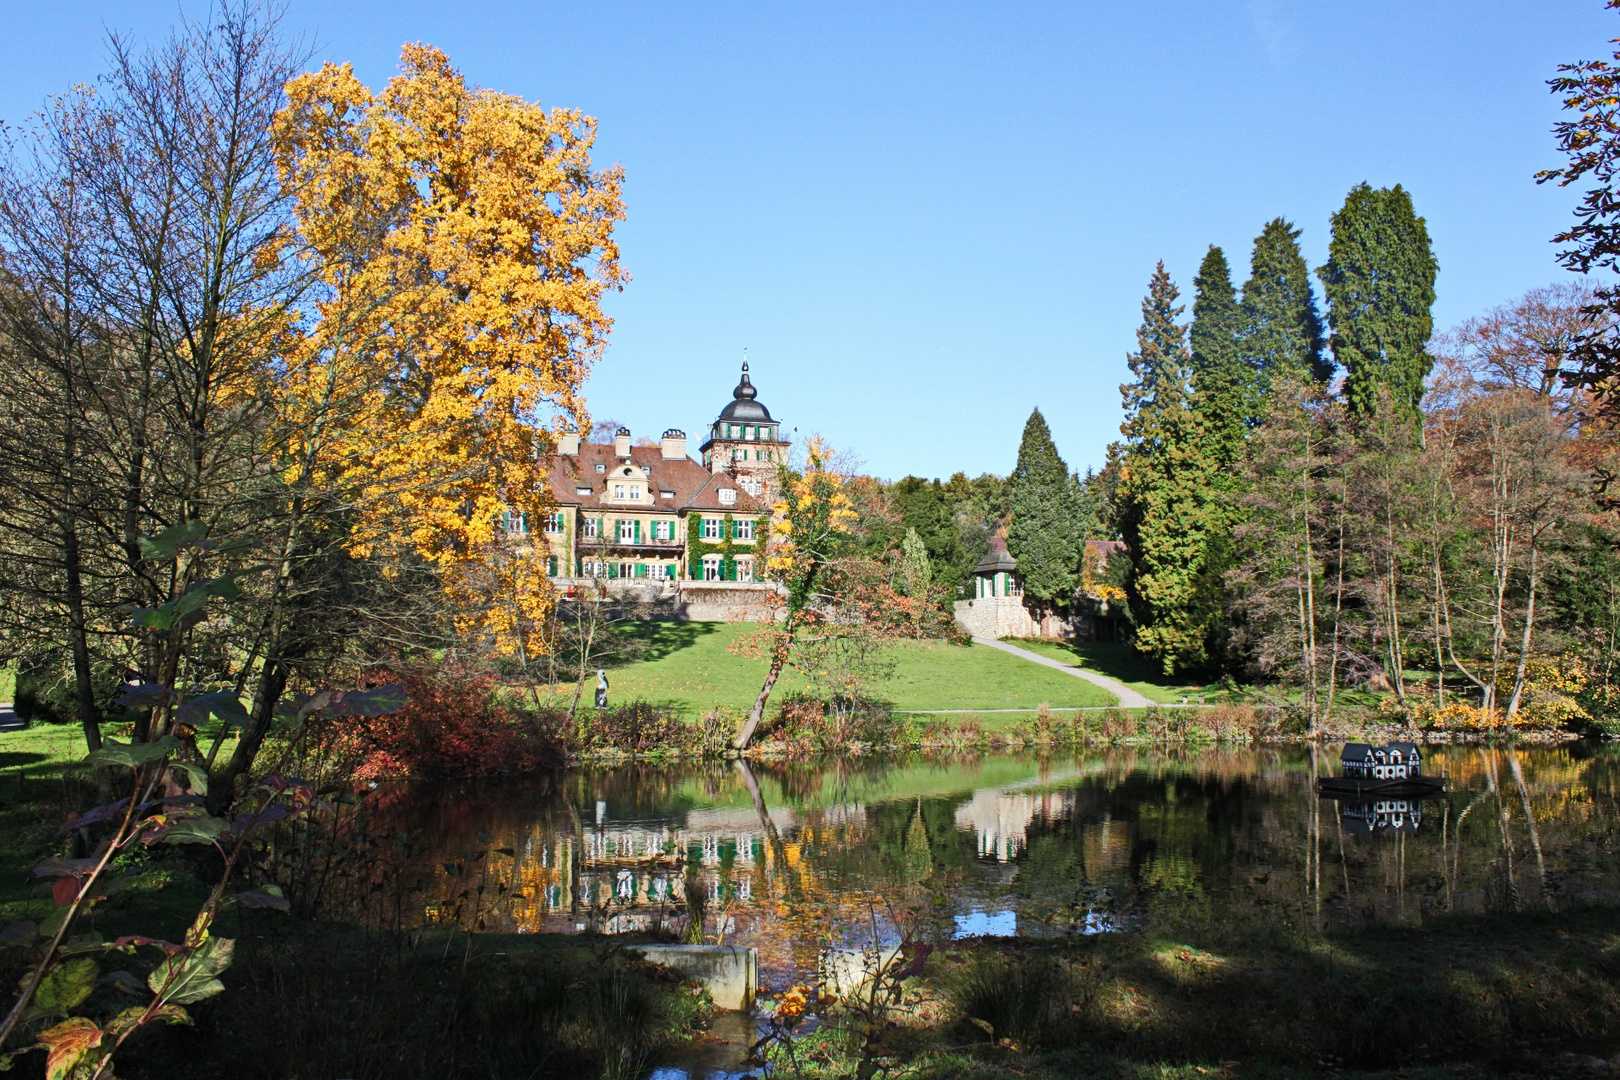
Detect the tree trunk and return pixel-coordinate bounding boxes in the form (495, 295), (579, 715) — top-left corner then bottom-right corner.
(1505, 542), (1541, 720)
(735, 621), (795, 751)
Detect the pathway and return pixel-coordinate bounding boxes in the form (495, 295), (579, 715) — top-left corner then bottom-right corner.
(0, 702), (20, 732)
(971, 636), (1157, 709)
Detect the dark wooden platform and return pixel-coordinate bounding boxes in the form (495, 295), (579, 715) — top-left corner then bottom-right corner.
(1315, 775), (1445, 799)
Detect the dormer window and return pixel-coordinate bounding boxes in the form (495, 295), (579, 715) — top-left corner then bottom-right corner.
(740, 477), (761, 496)
(595, 463), (606, 473)
(719, 488), (736, 505)
(612, 483), (642, 501)
(660, 490), (675, 499)
(641, 466), (652, 476)
(575, 485), (592, 495)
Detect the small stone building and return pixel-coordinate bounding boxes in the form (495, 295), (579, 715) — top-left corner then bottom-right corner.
(954, 538), (1041, 638)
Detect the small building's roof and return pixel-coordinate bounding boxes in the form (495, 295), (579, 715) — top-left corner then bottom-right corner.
(1341, 742), (1375, 760)
(973, 535), (1018, 575)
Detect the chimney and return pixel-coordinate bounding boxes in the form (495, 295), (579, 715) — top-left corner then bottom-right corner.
(614, 426), (631, 458)
(557, 431), (581, 456)
(660, 428), (687, 460)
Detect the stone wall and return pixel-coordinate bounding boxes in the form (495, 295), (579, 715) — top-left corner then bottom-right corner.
(954, 596), (1080, 640)
(677, 581), (786, 622)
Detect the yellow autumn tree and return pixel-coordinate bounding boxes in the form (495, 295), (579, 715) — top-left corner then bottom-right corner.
(271, 43), (626, 646)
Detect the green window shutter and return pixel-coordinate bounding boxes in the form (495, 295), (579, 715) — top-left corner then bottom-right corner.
(635, 519), (642, 543)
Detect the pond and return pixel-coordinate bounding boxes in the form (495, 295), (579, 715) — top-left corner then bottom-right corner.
(359, 742), (1620, 994)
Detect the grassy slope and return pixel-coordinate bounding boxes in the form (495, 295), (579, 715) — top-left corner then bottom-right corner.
(590, 622), (1114, 714)
(1008, 638), (1214, 704)
(0, 664), (14, 702)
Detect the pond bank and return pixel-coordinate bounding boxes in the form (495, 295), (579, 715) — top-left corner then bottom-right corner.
(750, 905), (1620, 1079)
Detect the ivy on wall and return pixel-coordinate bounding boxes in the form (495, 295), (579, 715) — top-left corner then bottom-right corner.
(686, 513), (771, 581)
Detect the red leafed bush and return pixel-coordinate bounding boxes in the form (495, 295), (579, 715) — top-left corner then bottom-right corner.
(330, 664), (566, 780)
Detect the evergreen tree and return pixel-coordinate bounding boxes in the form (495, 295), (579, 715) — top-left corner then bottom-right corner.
(899, 526), (933, 597)
(1005, 408), (1082, 605)
(1117, 262), (1222, 674)
(1189, 244), (1249, 467)
(1319, 183), (1439, 416)
(1239, 218), (1331, 400)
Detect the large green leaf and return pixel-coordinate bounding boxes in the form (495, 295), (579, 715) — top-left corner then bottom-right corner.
(176, 692), (249, 729)
(26, 958), (98, 1021)
(146, 807), (229, 846)
(167, 760), (210, 795)
(137, 520), (210, 561)
(87, 737), (179, 770)
(148, 937), (233, 1006)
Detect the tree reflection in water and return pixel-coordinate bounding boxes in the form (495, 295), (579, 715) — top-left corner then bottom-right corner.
(342, 744), (1620, 988)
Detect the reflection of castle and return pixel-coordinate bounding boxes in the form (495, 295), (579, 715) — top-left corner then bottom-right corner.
(953, 788), (1078, 862)
(1341, 799), (1423, 834)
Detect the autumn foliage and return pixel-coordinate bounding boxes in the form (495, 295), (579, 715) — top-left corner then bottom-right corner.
(331, 666), (566, 781)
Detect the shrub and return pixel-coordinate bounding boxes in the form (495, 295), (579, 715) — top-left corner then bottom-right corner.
(584, 701), (696, 755)
(948, 952), (1093, 1049)
(326, 664), (566, 780)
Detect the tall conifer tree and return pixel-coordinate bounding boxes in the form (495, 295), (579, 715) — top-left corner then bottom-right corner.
(1239, 218), (1331, 400)
(1118, 263), (1221, 674)
(1006, 408), (1082, 605)
(1190, 245), (1249, 467)
(1318, 183), (1439, 416)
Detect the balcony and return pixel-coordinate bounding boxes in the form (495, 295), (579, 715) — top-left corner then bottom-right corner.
(577, 535), (682, 550)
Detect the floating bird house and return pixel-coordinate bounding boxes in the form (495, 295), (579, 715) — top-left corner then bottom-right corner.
(1340, 742), (1422, 781)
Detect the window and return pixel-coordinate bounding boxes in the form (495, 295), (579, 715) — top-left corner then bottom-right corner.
(641, 466), (651, 476)
(719, 488), (736, 505)
(575, 485), (592, 495)
(617, 519), (637, 543)
(618, 561), (636, 578)
(582, 518), (599, 538)
(595, 462), (606, 473)
(746, 426), (756, 440)
(736, 557), (754, 582)
(740, 477), (761, 496)
(660, 489), (675, 499)
(650, 563), (670, 580)
(732, 448), (746, 461)
(501, 511), (528, 534)
(702, 555), (723, 581)
(612, 484), (625, 500)
(733, 519), (753, 540)
(546, 555), (558, 576)
(545, 512), (564, 533)
(702, 518), (721, 540)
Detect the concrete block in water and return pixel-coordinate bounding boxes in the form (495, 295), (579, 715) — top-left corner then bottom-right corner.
(631, 945), (758, 1011)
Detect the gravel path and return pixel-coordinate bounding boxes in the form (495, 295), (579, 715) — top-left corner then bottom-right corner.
(971, 636), (1157, 709)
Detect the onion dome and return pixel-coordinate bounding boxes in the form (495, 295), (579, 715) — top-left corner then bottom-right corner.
(718, 362), (774, 423)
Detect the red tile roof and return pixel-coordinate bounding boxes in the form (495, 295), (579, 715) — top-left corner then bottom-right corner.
(546, 443), (770, 515)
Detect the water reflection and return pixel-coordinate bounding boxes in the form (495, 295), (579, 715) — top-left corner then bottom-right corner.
(356, 744), (1620, 986)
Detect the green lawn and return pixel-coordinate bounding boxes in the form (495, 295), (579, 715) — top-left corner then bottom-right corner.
(584, 622), (1116, 714)
(1007, 638), (1214, 704)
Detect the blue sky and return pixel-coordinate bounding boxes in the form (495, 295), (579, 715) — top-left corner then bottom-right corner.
(0, 2), (1611, 478)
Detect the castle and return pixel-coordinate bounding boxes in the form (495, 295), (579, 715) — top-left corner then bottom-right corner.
(519, 363), (789, 619)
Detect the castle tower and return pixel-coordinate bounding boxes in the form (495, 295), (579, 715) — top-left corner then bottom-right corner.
(699, 361), (789, 496)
